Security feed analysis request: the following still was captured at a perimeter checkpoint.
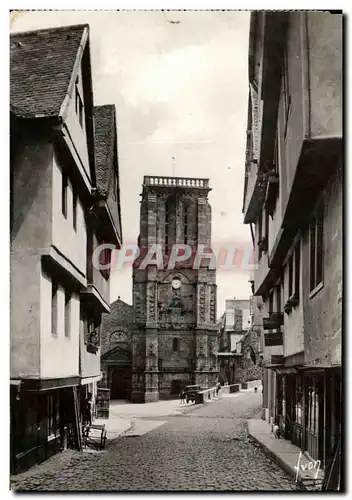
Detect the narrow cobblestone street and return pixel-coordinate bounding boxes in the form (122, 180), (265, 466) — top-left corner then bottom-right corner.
(12, 391), (298, 491)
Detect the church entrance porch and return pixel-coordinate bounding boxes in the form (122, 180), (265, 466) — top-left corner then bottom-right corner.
(109, 367), (132, 401)
(101, 345), (132, 402)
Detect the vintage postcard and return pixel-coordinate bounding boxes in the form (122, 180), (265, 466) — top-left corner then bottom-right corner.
(9, 9), (342, 492)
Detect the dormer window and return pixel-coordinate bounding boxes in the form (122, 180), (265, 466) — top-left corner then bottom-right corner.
(75, 76), (84, 128)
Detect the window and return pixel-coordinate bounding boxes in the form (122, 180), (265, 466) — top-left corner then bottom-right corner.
(310, 199), (324, 293)
(172, 338), (179, 352)
(285, 240), (300, 313)
(165, 200), (169, 255)
(288, 254), (293, 298)
(268, 291), (274, 335)
(64, 289), (71, 337)
(184, 207), (188, 244)
(294, 242), (300, 300)
(73, 190), (78, 231)
(264, 210), (269, 250)
(62, 172), (68, 218)
(276, 282), (282, 312)
(51, 281), (58, 336)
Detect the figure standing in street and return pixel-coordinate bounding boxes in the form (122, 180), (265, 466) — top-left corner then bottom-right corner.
(83, 392), (93, 426)
(216, 381), (221, 398)
(180, 389), (185, 405)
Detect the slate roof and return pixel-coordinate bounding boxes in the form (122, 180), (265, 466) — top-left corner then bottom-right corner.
(93, 104), (117, 196)
(10, 24), (88, 119)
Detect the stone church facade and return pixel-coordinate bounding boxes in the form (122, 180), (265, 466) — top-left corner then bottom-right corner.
(131, 176), (218, 403)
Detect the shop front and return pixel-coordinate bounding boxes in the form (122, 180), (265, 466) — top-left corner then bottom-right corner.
(10, 378), (81, 475)
(274, 366), (341, 470)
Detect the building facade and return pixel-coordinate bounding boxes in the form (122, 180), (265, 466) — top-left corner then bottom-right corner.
(242, 11), (342, 475)
(131, 176), (218, 402)
(10, 24), (122, 473)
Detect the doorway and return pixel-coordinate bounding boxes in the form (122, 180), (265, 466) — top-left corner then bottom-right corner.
(170, 379), (182, 396)
(109, 367), (132, 400)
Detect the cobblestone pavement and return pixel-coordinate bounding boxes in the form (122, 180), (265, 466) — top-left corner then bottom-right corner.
(12, 391), (298, 492)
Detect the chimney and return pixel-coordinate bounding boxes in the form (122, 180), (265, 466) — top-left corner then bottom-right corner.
(234, 308), (243, 332)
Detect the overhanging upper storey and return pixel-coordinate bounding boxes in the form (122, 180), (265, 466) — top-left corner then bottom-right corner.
(243, 12), (288, 225)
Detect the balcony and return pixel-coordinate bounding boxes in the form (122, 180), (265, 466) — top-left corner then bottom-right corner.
(144, 176), (209, 189)
(263, 313), (284, 330)
(243, 162), (267, 224)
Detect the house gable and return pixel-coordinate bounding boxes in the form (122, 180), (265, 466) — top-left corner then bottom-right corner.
(10, 23), (96, 190)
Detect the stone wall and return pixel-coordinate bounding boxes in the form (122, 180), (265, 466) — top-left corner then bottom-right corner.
(101, 298), (134, 355)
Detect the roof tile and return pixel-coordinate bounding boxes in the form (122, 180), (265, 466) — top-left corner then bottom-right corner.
(10, 24), (88, 118)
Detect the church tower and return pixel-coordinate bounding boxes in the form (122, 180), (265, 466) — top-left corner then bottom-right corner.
(131, 176), (218, 403)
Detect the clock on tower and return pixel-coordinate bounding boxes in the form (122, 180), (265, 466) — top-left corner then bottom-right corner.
(172, 278), (181, 290)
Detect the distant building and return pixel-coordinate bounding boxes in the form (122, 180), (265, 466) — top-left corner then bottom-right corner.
(217, 298), (261, 384)
(10, 24), (122, 473)
(223, 298), (252, 352)
(243, 11), (342, 475)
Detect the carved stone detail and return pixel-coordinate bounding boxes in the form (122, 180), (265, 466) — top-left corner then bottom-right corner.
(146, 336), (158, 371)
(198, 285), (206, 323)
(209, 285), (216, 324)
(109, 330), (131, 344)
(147, 282), (157, 322)
(196, 335), (208, 370)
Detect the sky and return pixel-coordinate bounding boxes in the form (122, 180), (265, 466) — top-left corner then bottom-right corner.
(10, 10), (253, 317)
